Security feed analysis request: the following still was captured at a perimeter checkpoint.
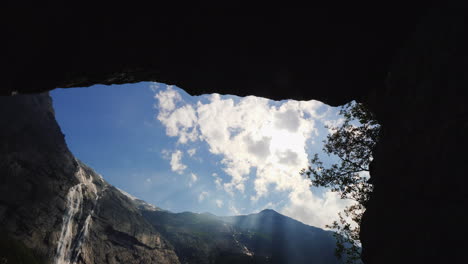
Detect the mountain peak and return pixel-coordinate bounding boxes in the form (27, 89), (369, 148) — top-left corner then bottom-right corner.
(259, 208), (278, 214)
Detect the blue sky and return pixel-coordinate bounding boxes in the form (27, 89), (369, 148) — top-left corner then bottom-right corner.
(51, 82), (353, 228)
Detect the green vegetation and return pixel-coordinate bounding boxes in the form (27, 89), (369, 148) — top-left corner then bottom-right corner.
(0, 232), (47, 264)
(301, 101), (380, 264)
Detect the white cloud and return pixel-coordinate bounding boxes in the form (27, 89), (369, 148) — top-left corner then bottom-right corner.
(229, 204), (240, 215)
(259, 202), (275, 211)
(215, 199), (224, 208)
(281, 190), (355, 228)
(190, 173), (198, 182)
(170, 150), (186, 174)
(244, 135), (271, 160)
(161, 149), (171, 159)
(149, 82), (162, 92)
(323, 117), (345, 134)
(154, 85), (350, 228)
(154, 85), (181, 112)
(188, 173), (198, 187)
(187, 148), (197, 157)
(158, 105), (198, 144)
(277, 149), (299, 166)
(198, 191), (209, 202)
(156, 86), (198, 144)
(274, 109), (301, 132)
(212, 173), (223, 190)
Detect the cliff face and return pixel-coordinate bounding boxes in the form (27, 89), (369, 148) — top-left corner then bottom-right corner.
(55, 162), (180, 264)
(0, 94), (180, 264)
(0, 93), (78, 257)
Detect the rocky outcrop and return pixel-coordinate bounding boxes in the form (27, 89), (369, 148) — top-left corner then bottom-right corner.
(0, 93), (78, 259)
(0, 94), (180, 264)
(84, 182), (179, 264)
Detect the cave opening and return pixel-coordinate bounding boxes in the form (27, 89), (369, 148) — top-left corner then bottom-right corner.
(3, 2), (467, 263)
(50, 82), (378, 228)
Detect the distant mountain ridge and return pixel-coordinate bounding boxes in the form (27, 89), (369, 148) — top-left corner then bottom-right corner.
(142, 208), (343, 264)
(0, 93), (344, 263)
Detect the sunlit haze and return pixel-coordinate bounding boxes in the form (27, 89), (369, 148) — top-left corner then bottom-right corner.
(51, 82), (355, 228)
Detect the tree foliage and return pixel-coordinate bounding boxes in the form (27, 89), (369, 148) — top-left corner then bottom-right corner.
(300, 101), (380, 264)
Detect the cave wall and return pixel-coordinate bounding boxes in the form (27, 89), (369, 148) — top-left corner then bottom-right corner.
(361, 4), (468, 263)
(4, 1), (467, 263)
(5, 2), (431, 105)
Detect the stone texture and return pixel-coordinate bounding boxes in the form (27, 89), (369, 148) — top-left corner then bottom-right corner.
(84, 184), (180, 264)
(0, 93), (78, 260)
(0, 94), (180, 264)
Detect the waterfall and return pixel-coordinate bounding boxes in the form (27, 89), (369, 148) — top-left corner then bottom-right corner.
(232, 232), (254, 257)
(54, 164), (103, 264)
(54, 184), (84, 264)
(71, 184), (106, 264)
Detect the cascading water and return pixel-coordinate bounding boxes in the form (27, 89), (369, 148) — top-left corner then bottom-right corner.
(54, 164), (103, 264)
(54, 184), (84, 264)
(71, 184), (107, 264)
(232, 232), (254, 257)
